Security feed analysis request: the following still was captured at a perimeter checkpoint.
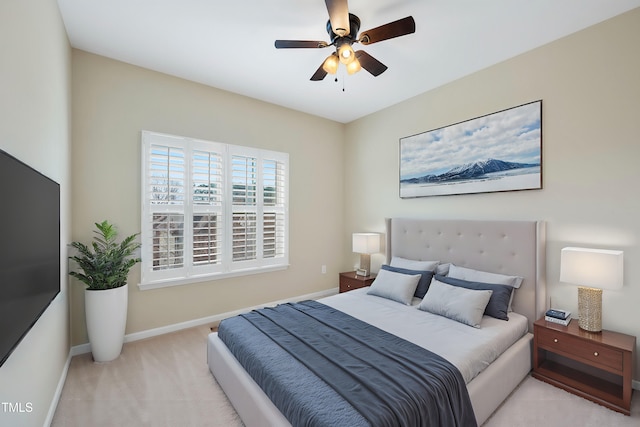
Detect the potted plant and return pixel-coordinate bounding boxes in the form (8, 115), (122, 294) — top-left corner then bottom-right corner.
(69, 220), (141, 362)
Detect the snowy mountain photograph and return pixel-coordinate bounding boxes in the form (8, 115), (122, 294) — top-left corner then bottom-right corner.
(400, 100), (542, 198)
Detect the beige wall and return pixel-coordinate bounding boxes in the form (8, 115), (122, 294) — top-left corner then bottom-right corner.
(70, 8), (640, 380)
(0, 0), (72, 426)
(70, 51), (346, 344)
(344, 8), (640, 380)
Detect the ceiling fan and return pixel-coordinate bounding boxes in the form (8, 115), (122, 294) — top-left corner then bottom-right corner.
(275, 0), (416, 81)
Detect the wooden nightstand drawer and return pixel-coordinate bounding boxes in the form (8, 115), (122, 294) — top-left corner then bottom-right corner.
(537, 327), (623, 372)
(532, 318), (636, 415)
(340, 276), (366, 292)
(339, 272), (376, 293)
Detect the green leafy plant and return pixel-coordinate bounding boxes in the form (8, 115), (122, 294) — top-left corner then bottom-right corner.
(69, 220), (141, 290)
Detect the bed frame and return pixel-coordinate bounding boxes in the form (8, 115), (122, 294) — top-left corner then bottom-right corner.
(208, 218), (546, 426)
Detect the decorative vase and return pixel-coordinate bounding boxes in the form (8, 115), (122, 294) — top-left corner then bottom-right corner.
(84, 284), (128, 362)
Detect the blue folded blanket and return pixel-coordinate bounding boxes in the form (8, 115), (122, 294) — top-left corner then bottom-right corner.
(219, 300), (477, 427)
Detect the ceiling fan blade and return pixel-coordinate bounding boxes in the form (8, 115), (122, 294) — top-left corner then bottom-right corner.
(310, 63), (328, 81)
(359, 16), (416, 45)
(325, 0), (350, 36)
(355, 51), (388, 76)
(275, 40), (329, 49)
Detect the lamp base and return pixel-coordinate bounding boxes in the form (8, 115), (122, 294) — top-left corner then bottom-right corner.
(578, 286), (603, 332)
(359, 254), (371, 277)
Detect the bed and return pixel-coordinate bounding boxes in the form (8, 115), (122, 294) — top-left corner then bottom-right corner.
(207, 218), (546, 426)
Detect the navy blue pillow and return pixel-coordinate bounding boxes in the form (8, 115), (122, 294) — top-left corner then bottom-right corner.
(381, 265), (435, 299)
(434, 274), (513, 321)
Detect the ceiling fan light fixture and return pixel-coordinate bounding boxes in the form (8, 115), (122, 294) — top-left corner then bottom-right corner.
(274, 7), (415, 81)
(322, 53), (339, 74)
(346, 58), (361, 75)
(338, 43), (355, 65)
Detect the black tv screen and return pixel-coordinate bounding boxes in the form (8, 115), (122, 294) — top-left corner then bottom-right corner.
(0, 148), (60, 367)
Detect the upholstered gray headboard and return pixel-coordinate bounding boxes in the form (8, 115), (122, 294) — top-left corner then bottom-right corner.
(385, 218), (546, 331)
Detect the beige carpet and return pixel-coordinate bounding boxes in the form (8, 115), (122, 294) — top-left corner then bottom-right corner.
(52, 325), (638, 426)
(51, 326), (242, 427)
(485, 375), (639, 427)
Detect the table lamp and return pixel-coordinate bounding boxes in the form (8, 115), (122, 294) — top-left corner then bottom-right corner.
(352, 233), (380, 276)
(559, 247), (623, 332)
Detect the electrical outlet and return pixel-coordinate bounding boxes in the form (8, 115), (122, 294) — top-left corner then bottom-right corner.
(321, 265), (327, 274)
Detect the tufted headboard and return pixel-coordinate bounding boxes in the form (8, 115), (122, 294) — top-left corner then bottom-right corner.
(385, 218), (546, 331)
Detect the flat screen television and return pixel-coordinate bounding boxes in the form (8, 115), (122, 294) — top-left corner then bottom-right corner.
(0, 148), (60, 367)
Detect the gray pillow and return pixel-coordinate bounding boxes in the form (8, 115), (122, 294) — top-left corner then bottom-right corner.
(418, 278), (493, 328)
(367, 269), (421, 305)
(381, 265), (435, 299)
(435, 274), (513, 321)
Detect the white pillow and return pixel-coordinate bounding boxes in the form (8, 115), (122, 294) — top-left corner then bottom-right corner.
(367, 269), (421, 305)
(390, 256), (439, 272)
(418, 279), (493, 328)
(448, 264), (523, 288)
(435, 262), (451, 276)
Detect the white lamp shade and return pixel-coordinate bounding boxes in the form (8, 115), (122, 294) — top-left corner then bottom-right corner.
(352, 233), (380, 254)
(560, 247), (623, 290)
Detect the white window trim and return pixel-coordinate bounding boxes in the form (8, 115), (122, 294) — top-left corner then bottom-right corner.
(139, 131), (289, 290)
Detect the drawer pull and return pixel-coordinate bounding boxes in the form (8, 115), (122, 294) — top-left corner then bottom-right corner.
(553, 338), (558, 343)
(594, 352), (599, 357)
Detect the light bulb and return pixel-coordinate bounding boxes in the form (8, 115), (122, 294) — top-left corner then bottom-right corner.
(338, 44), (355, 65)
(322, 54), (339, 74)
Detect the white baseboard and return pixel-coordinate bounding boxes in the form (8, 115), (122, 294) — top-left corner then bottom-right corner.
(44, 352), (72, 427)
(70, 287), (338, 357)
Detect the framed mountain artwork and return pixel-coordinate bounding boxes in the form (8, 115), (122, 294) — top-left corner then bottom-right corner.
(399, 100), (542, 198)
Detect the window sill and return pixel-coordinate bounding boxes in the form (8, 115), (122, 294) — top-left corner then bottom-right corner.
(137, 264), (290, 291)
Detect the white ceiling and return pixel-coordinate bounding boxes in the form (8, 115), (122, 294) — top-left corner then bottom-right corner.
(57, 0), (640, 123)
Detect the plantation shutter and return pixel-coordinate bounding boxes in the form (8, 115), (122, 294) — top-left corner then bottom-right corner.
(262, 158), (286, 260)
(141, 131), (288, 289)
(192, 149), (224, 269)
(230, 153), (258, 264)
(143, 133), (187, 283)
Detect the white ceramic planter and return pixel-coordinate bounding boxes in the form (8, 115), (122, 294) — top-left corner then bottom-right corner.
(85, 284), (128, 362)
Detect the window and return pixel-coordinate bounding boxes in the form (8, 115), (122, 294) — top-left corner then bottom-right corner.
(140, 131), (288, 289)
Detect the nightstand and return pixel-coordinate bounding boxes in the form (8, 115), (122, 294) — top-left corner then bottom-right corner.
(532, 317), (635, 415)
(339, 271), (376, 293)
